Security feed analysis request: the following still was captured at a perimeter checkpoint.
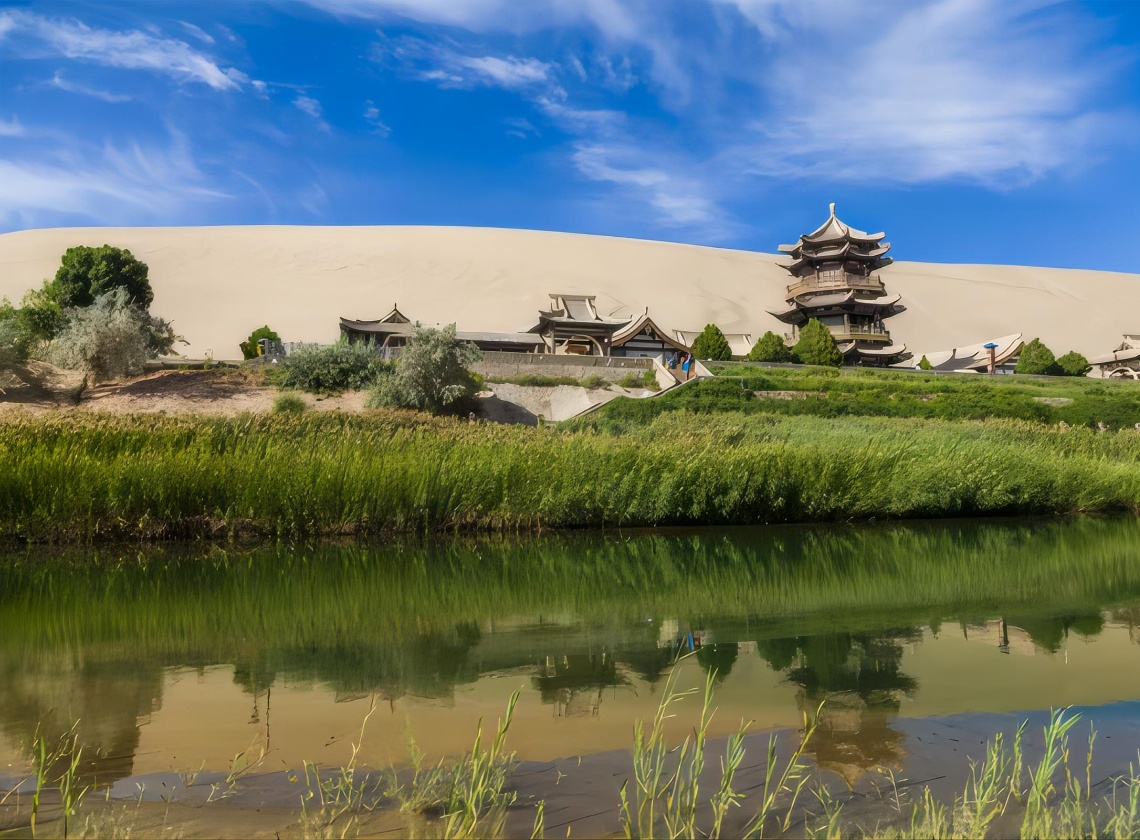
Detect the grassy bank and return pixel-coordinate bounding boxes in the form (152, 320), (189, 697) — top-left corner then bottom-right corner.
(588, 364), (1140, 428)
(3, 410), (1140, 540)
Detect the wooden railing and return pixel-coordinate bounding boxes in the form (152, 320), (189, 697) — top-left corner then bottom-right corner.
(786, 274), (885, 299)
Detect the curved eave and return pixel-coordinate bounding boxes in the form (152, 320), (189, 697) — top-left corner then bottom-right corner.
(767, 305), (804, 324)
(858, 343), (907, 357)
(1089, 347), (1140, 365)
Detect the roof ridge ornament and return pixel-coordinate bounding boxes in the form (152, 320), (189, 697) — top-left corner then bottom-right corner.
(829, 202), (836, 216)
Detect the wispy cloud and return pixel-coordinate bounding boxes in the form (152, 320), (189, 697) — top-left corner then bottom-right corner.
(379, 35), (553, 91)
(0, 126), (231, 227)
(48, 70), (132, 103)
(725, 0), (1132, 186)
(0, 116), (25, 137)
(0, 9), (242, 91)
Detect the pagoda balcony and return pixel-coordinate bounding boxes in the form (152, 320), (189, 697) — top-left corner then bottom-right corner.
(785, 323), (892, 344)
(786, 271), (885, 299)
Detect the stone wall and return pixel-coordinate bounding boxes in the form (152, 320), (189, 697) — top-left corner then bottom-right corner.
(473, 351), (653, 382)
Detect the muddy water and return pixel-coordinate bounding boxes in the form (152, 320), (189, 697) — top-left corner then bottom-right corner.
(1, 517), (1139, 790)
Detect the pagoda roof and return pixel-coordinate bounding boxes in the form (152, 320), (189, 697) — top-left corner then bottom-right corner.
(612, 310), (690, 351)
(674, 329), (754, 357)
(535, 293), (631, 328)
(778, 203), (888, 254)
(768, 292), (903, 323)
(782, 242), (893, 272)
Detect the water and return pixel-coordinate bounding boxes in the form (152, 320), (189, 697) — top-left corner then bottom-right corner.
(1, 517), (1139, 789)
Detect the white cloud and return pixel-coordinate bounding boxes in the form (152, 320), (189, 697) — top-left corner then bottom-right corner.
(293, 95), (323, 119)
(48, 70), (132, 103)
(457, 55), (551, 88)
(0, 9), (242, 91)
(363, 101), (392, 136)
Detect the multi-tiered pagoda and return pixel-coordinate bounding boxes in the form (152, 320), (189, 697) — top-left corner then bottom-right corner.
(770, 204), (910, 366)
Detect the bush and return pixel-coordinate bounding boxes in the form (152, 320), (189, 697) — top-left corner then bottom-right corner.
(617, 370), (658, 390)
(793, 319), (843, 367)
(240, 325), (281, 360)
(1015, 338), (1058, 375)
(365, 324), (482, 415)
(0, 302), (28, 370)
(918, 355), (933, 371)
(690, 324), (733, 361)
(277, 340), (388, 395)
(44, 289), (181, 382)
(747, 331), (794, 363)
(1055, 351), (1092, 377)
(272, 393), (307, 414)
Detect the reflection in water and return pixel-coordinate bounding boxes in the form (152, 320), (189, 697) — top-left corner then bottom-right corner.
(2, 517), (1140, 785)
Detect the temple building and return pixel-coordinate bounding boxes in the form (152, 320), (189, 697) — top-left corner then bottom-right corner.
(1089, 336), (1140, 379)
(770, 204), (910, 366)
(340, 294), (689, 357)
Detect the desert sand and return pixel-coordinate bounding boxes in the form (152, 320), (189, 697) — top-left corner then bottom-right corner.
(0, 225), (1133, 360)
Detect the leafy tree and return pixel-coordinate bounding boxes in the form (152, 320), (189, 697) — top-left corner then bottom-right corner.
(690, 323), (733, 361)
(16, 284), (66, 343)
(52, 245), (153, 311)
(277, 339), (388, 395)
(366, 324), (483, 415)
(793, 319), (843, 367)
(45, 288), (179, 382)
(1014, 337), (1058, 375)
(918, 355), (933, 371)
(240, 325), (281, 360)
(746, 331), (794, 363)
(1054, 351), (1092, 377)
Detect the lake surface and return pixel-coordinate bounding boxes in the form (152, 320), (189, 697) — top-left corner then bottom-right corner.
(2, 517), (1140, 791)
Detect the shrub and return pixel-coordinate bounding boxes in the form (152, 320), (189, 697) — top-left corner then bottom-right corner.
(747, 331), (794, 363)
(918, 355), (933, 371)
(1015, 338), (1058, 375)
(793, 319), (843, 367)
(272, 393), (307, 414)
(277, 340), (388, 395)
(365, 324), (482, 415)
(584, 374), (613, 390)
(1055, 351), (1092, 377)
(690, 324), (733, 361)
(44, 289), (181, 382)
(240, 325), (281, 360)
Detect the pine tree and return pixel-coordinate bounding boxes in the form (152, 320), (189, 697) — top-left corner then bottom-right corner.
(793, 319), (843, 367)
(747, 330), (794, 363)
(690, 323), (733, 361)
(1014, 338), (1058, 375)
(1055, 351), (1091, 377)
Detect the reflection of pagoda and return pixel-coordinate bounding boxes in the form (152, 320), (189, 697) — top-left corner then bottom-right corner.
(771, 204), (911, 366)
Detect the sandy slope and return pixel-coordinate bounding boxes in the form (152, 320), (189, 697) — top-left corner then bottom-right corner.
(0, 225), (1133, 360)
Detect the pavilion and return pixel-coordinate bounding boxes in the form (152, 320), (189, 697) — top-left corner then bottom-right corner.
(770, 204), (910, 366)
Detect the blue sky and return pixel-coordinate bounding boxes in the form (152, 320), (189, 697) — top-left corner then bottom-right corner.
(2, 0), (1140, 270)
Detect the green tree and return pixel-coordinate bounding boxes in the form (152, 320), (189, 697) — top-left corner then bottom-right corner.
(366, 324), (483, 415)
(240, 325), (281, 360)
(1014, 337), (1058, 375)
(690, 323), (733, 361)
(52, 245), (153, 311)
(746, 330), (794, 363)
(918, 355), (933, 370)
(1054, 351), (1092, 377)
(793, 319), (843, 367)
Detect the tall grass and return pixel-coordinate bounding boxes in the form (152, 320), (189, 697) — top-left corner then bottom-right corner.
(3, 411), (1140, 542)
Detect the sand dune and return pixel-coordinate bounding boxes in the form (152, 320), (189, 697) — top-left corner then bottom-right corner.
(0, 225), (1133, 360)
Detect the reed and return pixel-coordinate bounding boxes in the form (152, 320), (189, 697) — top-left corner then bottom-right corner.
(3, 410), (1140, 542)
